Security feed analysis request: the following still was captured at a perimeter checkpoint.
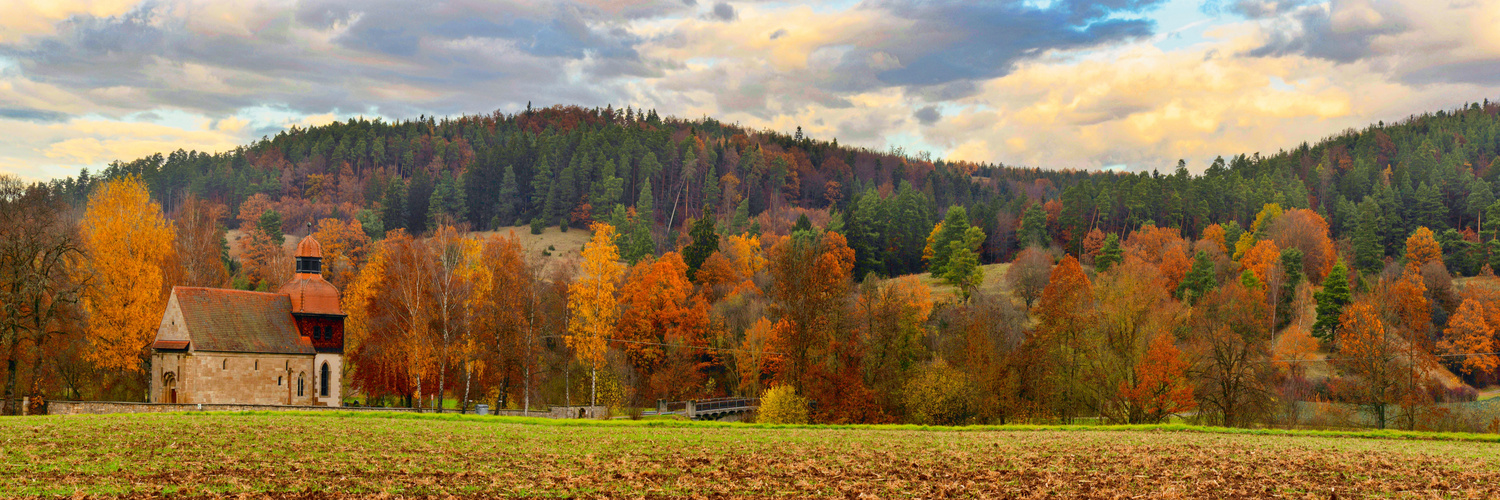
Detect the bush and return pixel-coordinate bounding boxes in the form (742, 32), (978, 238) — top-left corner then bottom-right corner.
(757, 385), (809, 424)
(903, 360), (982, 426)
(530, 218), (545, 235)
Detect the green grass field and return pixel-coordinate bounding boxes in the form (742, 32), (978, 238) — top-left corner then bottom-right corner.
(4, 412), (1499, 498)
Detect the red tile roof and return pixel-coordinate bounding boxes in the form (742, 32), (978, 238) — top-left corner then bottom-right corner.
(278, 275), (343, 315)
(170, 287), (314, 355)
(153, 340), (189, 350)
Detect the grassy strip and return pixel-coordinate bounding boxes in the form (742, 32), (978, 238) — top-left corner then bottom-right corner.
(48, 409), (1500, 443)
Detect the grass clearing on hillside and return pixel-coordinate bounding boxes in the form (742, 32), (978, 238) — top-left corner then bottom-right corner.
(5, 412), (1498, 498)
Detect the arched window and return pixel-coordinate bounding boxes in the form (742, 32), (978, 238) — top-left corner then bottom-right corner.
(277, 376), (282, 386)
(222, 359), (227, 370)
(254, 360), (259, 370)
(297, 372), (305, 397)
(320, 362), (330, 397)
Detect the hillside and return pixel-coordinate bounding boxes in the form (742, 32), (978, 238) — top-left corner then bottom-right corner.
(30, 99), (1500, 282)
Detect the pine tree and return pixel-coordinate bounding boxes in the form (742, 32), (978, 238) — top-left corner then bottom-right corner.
(590, 155), (623, 221)
(702, 163), (720, 215)
(258, 209), (285, 246)
(1175, 250), (1217, 305)
(793, 213), (813, 233)
(1277, 248), (1304, 330)
(1353, 197), (1384, 272)
(1439, 229), (1476, 276)
(731, 198), (749, 234)
(496, 165), (519, 226)
(1018, 204), (1048, 249)
(530, 151), (554, 219)
(1414, 182), (1447, 232)
(381, 178), (407, 231)
(1095, 233), (1123, 272)
(928, 206), (970, 277)
(1312, 259), (1351, 342)
(637, 178), (655, 225)
(682, 214), (719, 279)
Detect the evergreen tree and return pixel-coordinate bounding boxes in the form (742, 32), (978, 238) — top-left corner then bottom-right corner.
(496, 164), (520, 226)
(1312, 259), (1352, 342)
(793, 213), (813, 234)
(355, 208), (384, 240)
(407, 168), (433, 234)
(530, 150), (555, 219)
(1017, 203), (1048, 248)
(1095, 233), (1123, 272)
(928, 206), (970, 277)
(702, 163), (720, 215)
(381, 178), (407, 232)
(943, 226), (986, 301)
(1176, 250), (1217, 305)
(1439, 229), (1476, 276)
(1353, 197), (1384, 272)
(1414, 182), (1447, 232)
(1277, 248), (1304, 330)
(682, 214), (719, 279)
(1467, 178), (1494, 233)
(637, 178), (655, 225)
(731, 198), (750, 234)
(590, 156), (623, 221)
(258, 209), (285, 246)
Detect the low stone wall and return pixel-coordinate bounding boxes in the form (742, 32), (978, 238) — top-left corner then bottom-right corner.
(45, 400), (414, 416)
(42, 400), (609, 419)
(490, 405), (607, 419)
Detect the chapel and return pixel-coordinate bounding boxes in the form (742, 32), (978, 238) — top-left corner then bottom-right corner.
(149, 234), (345, 406)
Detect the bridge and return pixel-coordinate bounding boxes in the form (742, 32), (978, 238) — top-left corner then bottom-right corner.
(653, 397), (758, 420)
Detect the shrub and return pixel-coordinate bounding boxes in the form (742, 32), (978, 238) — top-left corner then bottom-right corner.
(903, 360), (982, 425)
(530, 218), (545, 235)
(757, 385), (809, 424)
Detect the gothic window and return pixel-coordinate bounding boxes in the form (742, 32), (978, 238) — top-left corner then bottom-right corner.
(297, 372), (305, 397)
(320, 362), (330, 397)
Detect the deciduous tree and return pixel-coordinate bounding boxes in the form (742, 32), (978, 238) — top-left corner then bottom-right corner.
(568, 222), (623, 406)
(80, 176), (176, 373)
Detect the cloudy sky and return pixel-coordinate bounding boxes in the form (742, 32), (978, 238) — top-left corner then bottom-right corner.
(1, 0), (1498, 181)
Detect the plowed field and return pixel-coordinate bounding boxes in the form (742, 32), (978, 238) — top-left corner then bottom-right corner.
(4, 413), (1497, 498)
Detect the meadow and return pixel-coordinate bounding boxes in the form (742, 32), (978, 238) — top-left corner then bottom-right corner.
(4, 412), (1499, 498)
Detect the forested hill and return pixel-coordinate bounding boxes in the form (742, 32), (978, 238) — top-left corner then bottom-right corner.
(37, 99), (1500, 277)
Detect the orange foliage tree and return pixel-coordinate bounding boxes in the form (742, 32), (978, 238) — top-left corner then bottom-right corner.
(343, 230), (436, 407)
(1034, 255), (1093, 422)
(1238, 239), (1282, 286)
(1200, 224), (1228, 255)
(1268, 208), (1337, 281)
(1405, 227), (1443, 268)
(1335, 300), (1404, 429)
(312, 217), (370, 288)
(1123, 225), (1191, 291)
(1117, 333), (1195, 424)
(81, 176), (176, 372)
(616, 252), (711, 401)
(1439, 299), (1497, 376)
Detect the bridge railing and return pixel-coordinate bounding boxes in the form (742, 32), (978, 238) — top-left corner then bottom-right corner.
(686, 397), (758, 417)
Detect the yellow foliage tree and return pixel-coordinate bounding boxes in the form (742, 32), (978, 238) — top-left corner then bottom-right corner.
(81, 176), (176, 372)
(568, 222), (623, 406)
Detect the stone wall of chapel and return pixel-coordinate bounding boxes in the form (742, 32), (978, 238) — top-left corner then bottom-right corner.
(166, 352), (319, 405)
